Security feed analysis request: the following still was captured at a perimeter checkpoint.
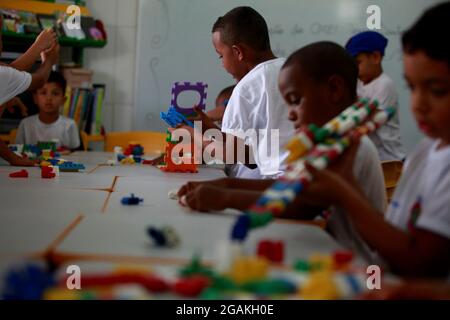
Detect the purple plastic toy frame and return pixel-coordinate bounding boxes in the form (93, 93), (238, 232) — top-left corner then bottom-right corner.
(170, 82), (208, 115)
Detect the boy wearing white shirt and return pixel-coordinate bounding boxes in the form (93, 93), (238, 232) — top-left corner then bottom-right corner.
(346, 31), (405, 161)
(16, 71), (80, 150)
(303, 3), (450, 277)
(190, 7), (294, 179)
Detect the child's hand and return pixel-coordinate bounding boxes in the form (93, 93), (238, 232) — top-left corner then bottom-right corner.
(41, 44), (60, 65)
(191, 106), (220, 133)
(183, 184), (228, 212)
(177, 178), (228, 198)
(8, 154), (37, 167)
(2, 97), (28, 117)
(34, 29), (57, 52)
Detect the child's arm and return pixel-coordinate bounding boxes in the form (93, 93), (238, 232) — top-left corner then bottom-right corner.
(206, 106), (226, 122)
(9, 29), (57, 72)
(28, 44), (60, 91)
(303, 163), (450, 277)
(0, 140), (35, 166)
(182, 107), (256, 167)
(178, 177), (273, 198)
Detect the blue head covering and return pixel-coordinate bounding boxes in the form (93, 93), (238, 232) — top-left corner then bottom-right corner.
(345, 31), (388, 57)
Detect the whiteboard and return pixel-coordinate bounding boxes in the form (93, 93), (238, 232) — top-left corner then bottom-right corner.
(134, 0), (441, 152)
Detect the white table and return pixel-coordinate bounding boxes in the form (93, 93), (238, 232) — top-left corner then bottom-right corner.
(0, 152), (343, 266)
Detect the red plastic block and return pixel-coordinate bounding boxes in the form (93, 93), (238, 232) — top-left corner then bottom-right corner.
(61, 273), (169, 293)
(173, 275), (210, 297)
(9, 169), (29, 178)
(333, 250), (354, 265)
(41, 166), (56, 179)
(257, 239), (284, 263)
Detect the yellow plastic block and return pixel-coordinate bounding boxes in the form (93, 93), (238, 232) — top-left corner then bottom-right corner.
(300, 271), (340, 300)
(228, 256), (269, 284)
(309, 254), (334, 271)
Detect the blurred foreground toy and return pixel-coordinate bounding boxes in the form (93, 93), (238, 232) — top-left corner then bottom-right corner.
(121, 193), (143, 205)
(9, 169), (29, 178)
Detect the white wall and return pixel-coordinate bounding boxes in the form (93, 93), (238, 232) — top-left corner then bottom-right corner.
(84, 0), (138, 133)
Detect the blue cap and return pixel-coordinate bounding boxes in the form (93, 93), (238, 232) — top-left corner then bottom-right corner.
(345, 31), (388, 57)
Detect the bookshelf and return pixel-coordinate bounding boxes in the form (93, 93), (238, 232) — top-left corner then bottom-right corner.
(0, 0), (107, 64)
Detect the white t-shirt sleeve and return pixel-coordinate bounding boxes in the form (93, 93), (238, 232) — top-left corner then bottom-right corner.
(221, 92), (254, 139)
(353, 136), (387, 212)
(15, 120), (27, 144)
(371, 79), (398, 110)
(0, 66), (32, 105)
(67, 120), (81, 149)
(416, 172), (450, 239)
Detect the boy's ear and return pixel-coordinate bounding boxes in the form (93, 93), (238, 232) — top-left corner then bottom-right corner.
(327, 75), (346, 104)
(231, 44), (245, 61)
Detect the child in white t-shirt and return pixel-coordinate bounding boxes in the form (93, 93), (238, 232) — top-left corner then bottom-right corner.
(0, 15), (59, 165)
(16, 71), (80, 150)
(346, 31), (405, 161)
(186, 7), (295, 179)
(302, 3), (450, 278)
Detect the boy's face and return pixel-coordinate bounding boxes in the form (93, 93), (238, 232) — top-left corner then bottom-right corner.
(355, 52), (381, 84)
(212, 31), (246, 81)
(33, 82), (65, 116)
(278, 63), (337, 130)
(404, 51), (450, 145)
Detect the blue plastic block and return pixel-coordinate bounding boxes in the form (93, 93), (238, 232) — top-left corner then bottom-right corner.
(160, 106), (194, 128)
(2, 264), (55, 300)
(58, 162), (86, 171)
(230, 214), (250, 241)
(121, 193), (143, 205)
(147, 227), (166, 246)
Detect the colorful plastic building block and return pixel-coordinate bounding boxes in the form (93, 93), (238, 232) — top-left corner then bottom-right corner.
(159, 130), (198, 173)
(147, 225), (180, 247)
(227, 256), (269, 284)
(120, 157), (135, 165)
(2, 263), (55, 300)
(332, 250), (354, 267)
(241, 278), (297, 296)
(231, 99), (396, 241)
(171, 81), (208, 116)
(60, 273), (169, 293)
(179, 255), (215, 278)
(41, 166), (56, 179)
(257, 239), (284, 263)
(123, 143), (144, 156)
(37, 141), (57, 152)
(300, 271), (341, 300)
(173, 275), (210, 297)
(58, 162), (85, 172)
(9, 169), (29, 178)
(160, 106), (195, 128)
(121, 193), (143, 205)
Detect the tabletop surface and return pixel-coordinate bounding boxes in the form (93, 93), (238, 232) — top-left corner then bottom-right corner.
(0, 152), (345, 272)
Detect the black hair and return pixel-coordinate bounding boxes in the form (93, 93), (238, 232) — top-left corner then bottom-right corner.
(402, 2), (450, 67)
(283, 41), (358, 99)
(47, 71), (67, 92)
(212, 6), (271, 51)
(217, 85), (235, 98)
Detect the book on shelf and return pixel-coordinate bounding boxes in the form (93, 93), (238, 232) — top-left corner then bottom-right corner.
(61, 85), (106, 135)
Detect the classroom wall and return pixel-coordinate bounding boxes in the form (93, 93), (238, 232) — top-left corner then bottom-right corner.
(134, 0), (443, 154)
(83, 0), (138, 133)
